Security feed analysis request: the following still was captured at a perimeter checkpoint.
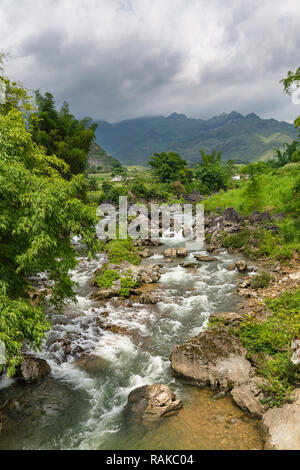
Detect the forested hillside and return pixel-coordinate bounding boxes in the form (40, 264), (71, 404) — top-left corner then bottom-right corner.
(95, 111), (297, 165)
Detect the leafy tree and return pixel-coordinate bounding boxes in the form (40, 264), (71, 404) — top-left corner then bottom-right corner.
(0, 53), (33, 116)
(29, 91), (97, 176)
(243, 167), (264, 211)
(199, 148), (222, 166)
(196, 149), (229, 193)
(195, 164), (228, 194)
(273, 141), (299, 167)
(149, 151), (192, 184)
(0, 109), (99, 373)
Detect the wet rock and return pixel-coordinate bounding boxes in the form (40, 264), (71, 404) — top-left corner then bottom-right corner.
(226, 263), (236, 271)
(194, 254), (218, 262)
(104, 324), (133, 335)
(170, 327), (251, 391)
(210, 312), (243, 325)
(16, 355), (51, 384)
(231, 379), (265, 418)
(139, 249), (151, 258)
(75, 354), (110, 374)
(238, 278), (251, 289)
(163, 248), (177, 258)
(124, 384), (182, 426)
(180, 262), (198, 268)
(140, 292), (161, 304)
(134, 239), (162, 247)
(176, 247), (188, 257)
(263, 389), (300, 450)
(120, 262), (161, 285)
(92, 287), (119, 300)
(235, 260), (247, 272)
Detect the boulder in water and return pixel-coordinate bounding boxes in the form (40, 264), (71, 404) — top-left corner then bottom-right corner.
(194, 254), (218, 262)
(124, 384), (182, 426)
(16, 355), (51, 384)
(170, 327), (251, 391)
(235, 260), (247, 272)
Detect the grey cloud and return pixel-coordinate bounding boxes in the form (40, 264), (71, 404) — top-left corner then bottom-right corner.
(1, 0), (300, 123)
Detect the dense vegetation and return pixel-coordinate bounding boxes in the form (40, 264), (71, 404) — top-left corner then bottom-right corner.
(0, 59), (98, 373)
(234, 288), (300, 407)
(30, 91), (97, 177)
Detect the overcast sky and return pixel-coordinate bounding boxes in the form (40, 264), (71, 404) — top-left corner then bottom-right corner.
(1, 0), (300, 123)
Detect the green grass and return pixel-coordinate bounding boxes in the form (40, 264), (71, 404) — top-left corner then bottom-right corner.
(233, 288), (300, 406)
(100, 238), (141, 266)
(203, 164), (300, 216)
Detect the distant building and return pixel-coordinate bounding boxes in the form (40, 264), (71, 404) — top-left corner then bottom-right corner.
(111, 175), (124, 182)
(232, 175), (241, 180)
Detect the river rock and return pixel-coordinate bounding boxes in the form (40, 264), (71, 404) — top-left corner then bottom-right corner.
(176, 247), (188, 257)
(139, 292), (161, 304)
(75, 354), (110, 374)
(263, 389), (300, 450)
(210, 312), (243, 325)
(226, 263), (236, 271)
(93, 286), (119, 300)
(139, 249), (151, 258)
(124, 384), (182, 425)
(163, 248), (177, 258)
(238, 278), (251, 289)
(170, 327), (251, 391)
(16, 355), (51, 384)
(194, 254), (218, 262)
(231, 378), (265, 418)
(235, 260), (247, 272)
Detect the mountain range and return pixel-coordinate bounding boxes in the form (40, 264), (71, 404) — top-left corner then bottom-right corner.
(95, 111), (298, 166)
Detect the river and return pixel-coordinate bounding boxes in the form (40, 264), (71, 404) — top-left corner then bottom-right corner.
(0, 235), (264, 450)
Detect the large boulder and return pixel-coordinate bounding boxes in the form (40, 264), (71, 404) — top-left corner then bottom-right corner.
(235, 260), (247, 272)
(170, 327), (251, 391)
(16, 355), (51, 384)
(194, 254), (218, 262)
(210, 311), (243, 325)
(124, 384), (182, 426)
(223, 207), (242, 223)
(140, 292), (161, 304)
(163, 247), (188, 258)
(231, 378), (265, 418)
(263, 389), (300, 450)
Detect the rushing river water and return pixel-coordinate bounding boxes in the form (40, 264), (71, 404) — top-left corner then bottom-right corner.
(0, 236), (264, 450)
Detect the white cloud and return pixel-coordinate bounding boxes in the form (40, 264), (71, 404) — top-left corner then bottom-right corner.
(0, 0), (300, 122)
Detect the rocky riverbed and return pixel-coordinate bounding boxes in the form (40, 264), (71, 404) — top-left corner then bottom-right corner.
(0, 208), (299, 450)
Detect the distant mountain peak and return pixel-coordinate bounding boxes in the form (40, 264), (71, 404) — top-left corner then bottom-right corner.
(167, 112), (187, 119)
(246, 112), (259, 119)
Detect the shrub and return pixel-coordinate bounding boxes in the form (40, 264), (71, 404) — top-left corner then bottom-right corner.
(96, 269), (120, 288)
(251, 271), (274, 289)
(119, 271), (140, 297)
(104, 238), (141, 265)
